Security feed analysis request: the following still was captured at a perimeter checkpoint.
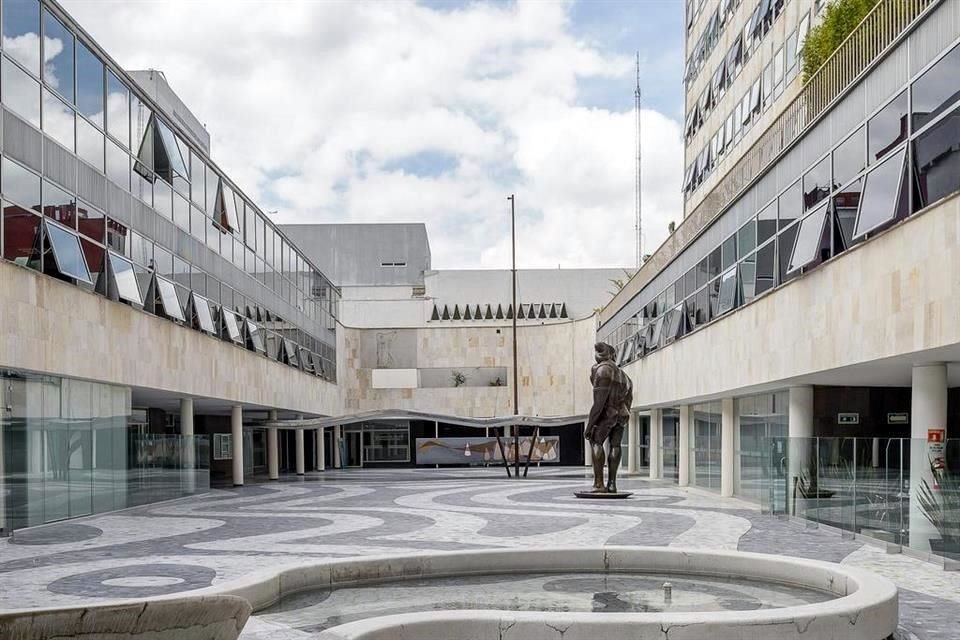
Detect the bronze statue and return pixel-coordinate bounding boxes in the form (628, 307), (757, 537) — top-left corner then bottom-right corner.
(584, 342), (633, 493)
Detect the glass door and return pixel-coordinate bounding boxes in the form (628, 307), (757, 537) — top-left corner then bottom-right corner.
(344, 429), (363, 467)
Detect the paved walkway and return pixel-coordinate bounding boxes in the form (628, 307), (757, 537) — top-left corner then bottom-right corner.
(1, 468), (957, 639)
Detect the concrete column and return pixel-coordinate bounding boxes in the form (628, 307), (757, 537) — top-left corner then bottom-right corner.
(649, 408), (662, 480)
(316, 428), (325, 471)
(626, 412), (639, 474)
(788, 386), (814, 513)
(267, 410), (278, 480)
(678, 405), (691, 487)
(267, 429), (279, 480)
(231, 405), (243, 487)
(721, 398), (735, 497)
(909, 363), (947, 554)
(295, 429), (305, 476)
(180, 398), (195, 493)
(333, 425), (342, 468)
(872, 437), (881, 468)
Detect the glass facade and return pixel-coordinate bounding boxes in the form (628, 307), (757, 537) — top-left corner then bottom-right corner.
(603, 37), (960, 365)
(660, 408), (679, 481)
(692, 402), (722, 491)
(0, 0), (339, 381)
(735, 391), (788, 501)
(0, 369), (209, 534)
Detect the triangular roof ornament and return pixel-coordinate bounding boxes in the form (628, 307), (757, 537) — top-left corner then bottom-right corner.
(537, 304), (547, 319)
(506, 304), (514, 319)
(548, 303), (558, 318)
(484, 305), (493, 320)
(464, 305), (473, 320)
(453, 304), (462, 320)
(431, 305), (440, 321)
(495, 304), (504, 319)
(441, 305), (450, 320)
(559, 303), (568, 318)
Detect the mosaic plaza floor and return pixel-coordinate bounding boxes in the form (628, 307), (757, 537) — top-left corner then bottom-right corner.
(1, 467), (958, 639)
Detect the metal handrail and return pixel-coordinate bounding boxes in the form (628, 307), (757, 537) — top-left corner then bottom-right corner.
(686, 0), (938, 229)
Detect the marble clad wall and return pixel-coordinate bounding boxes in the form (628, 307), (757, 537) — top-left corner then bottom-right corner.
(625, 194), (960, 408)
(341, 316), (597, 418)
(0, 260), (342, 416)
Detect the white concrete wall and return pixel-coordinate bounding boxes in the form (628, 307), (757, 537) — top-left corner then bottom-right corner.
(0, 261), (342, 416)
(624, 194), (960, 408)
(341, 316), (597, 417)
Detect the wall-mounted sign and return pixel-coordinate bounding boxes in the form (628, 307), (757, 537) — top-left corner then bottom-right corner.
(837, 413), (860, 425)
(929, 429), (946, 470)
(887, 412), (909, 425)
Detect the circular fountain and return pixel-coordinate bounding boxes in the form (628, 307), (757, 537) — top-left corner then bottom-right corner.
(221, 547), (898, 640)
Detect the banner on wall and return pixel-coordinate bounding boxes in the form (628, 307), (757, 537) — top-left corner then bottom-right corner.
(415, 436), (560, 466)
(928, 428), (946, 471)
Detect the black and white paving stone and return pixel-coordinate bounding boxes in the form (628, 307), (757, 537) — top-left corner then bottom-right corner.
(0, 468), (956, 640)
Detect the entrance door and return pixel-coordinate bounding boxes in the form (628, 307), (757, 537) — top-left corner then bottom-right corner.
(344, 430), (363, 467)
(636, 414), (651, 472)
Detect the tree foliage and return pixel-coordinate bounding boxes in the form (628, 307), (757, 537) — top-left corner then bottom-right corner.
(801, 0), (880, 82)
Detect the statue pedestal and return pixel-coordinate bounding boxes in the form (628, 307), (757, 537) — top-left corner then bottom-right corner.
(573, 490), (633, 500)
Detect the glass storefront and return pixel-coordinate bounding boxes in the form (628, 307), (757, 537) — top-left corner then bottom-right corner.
(692, 402), (722, 491)
(0, 370), (209, 534)
(736, 391), (788, 501)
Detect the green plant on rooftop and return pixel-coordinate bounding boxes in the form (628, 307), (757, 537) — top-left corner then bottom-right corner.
(801, 0), (880, 82)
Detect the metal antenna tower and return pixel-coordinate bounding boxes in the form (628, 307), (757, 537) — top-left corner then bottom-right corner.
(635, 52), (643, 269)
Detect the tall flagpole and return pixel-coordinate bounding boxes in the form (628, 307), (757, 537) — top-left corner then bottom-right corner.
(635, 52), (643, 268)
(508, 194), (519, 479)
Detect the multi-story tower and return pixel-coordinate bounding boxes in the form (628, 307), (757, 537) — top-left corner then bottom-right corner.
(599, 0), (959, 557)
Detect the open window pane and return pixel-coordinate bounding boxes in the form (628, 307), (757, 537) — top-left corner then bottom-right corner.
(246, 319), (266, 353)
(155, 275), (185, 321)
(222, 310), (243, 344)
(222, 183), (240, 232)
(154, 118), (188, 178)
(192, 293), (216, 333)
(650, 316), (665, 348)
(739, 256), (756, 305)
(788, 202), (829, 273)
(913, 105), (960, 209)
(717, 267), (738, 314)
(868, 91), (907, 165)
(46, 220), (92, 283)
(299, 347), (313, 372)
(912, 43), (960, 131)
(664, 304), (684, 343)
(108, 252), (141, 304)
(854, 148), (906, 239)
(284, 339), (300, 367)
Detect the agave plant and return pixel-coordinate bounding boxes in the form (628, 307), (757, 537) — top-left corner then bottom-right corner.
(917, 460), (960, 547)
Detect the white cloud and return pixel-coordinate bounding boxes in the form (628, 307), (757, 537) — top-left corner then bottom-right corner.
(61, 0), (683, 269)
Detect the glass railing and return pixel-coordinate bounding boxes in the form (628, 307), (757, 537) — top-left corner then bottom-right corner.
(762, 437), (959, 560)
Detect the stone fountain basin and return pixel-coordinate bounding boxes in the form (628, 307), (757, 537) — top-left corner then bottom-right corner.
(225, 546), (897, 640)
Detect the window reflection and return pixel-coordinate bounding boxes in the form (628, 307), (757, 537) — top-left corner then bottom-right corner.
(854, 147), (907, 238)
(108, 252), (142, 305)
(717, 267), (738, 314)
(77, 201), (105, 243)
(3, 56), (40, 127)
(832, 126), (864, 189)
(3, 199), (41, 268)
(755, 240), (775, 295)
(912, 43), (960, 131)
(757, 202), (776, 243)
(42, 88), (74, 150)
(45, 220), (91, 283)
(868, 91), (907, 164)
(3, 0), (41, 76)
(3, 157), (41, 209)
(77, 116), (104, 171)
(76, 41), (103, 126)
(106, 139), (129, 188)
(42, 179), (74, 227)
(802, 156), (830, 210)
(833, 178), (862, 250)
(739, 256), (756, 305)
(42, 9), (74, 103)
(106, 71), (129, 148)
(913, 105), (960, 209)
(788, 202), (830, 273)
(778, 181), (801, 229)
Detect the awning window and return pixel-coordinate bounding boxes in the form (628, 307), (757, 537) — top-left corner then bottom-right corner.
(154, 275), (186, 321)
(788, 201), (830, 273)
(853, 148), (907, 239)
(284, 339), (300, 367)
(45, 220), (92, 283)
(246, 319), (266, 353)
(716, 267), (739, 314)
(108, 252), (142, 305)
(222, 309), (243, 344)
(191, 292), (216, 334)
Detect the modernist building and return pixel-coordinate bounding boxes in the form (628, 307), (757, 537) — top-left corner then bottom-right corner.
(0, 0), (342, 534)
(599, 0), (960, 560)
(284, 223), (623, 469)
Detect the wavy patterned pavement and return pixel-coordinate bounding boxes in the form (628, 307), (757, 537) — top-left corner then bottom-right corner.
(1, 468), (957, 639)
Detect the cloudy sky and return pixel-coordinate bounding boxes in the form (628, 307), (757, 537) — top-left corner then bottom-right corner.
(62, 0), (685, 270)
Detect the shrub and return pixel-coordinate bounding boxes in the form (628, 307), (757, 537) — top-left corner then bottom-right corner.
(801, 0), (880, 82)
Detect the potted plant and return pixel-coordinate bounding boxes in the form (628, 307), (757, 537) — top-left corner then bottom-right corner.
(917, 460), (960, 560)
